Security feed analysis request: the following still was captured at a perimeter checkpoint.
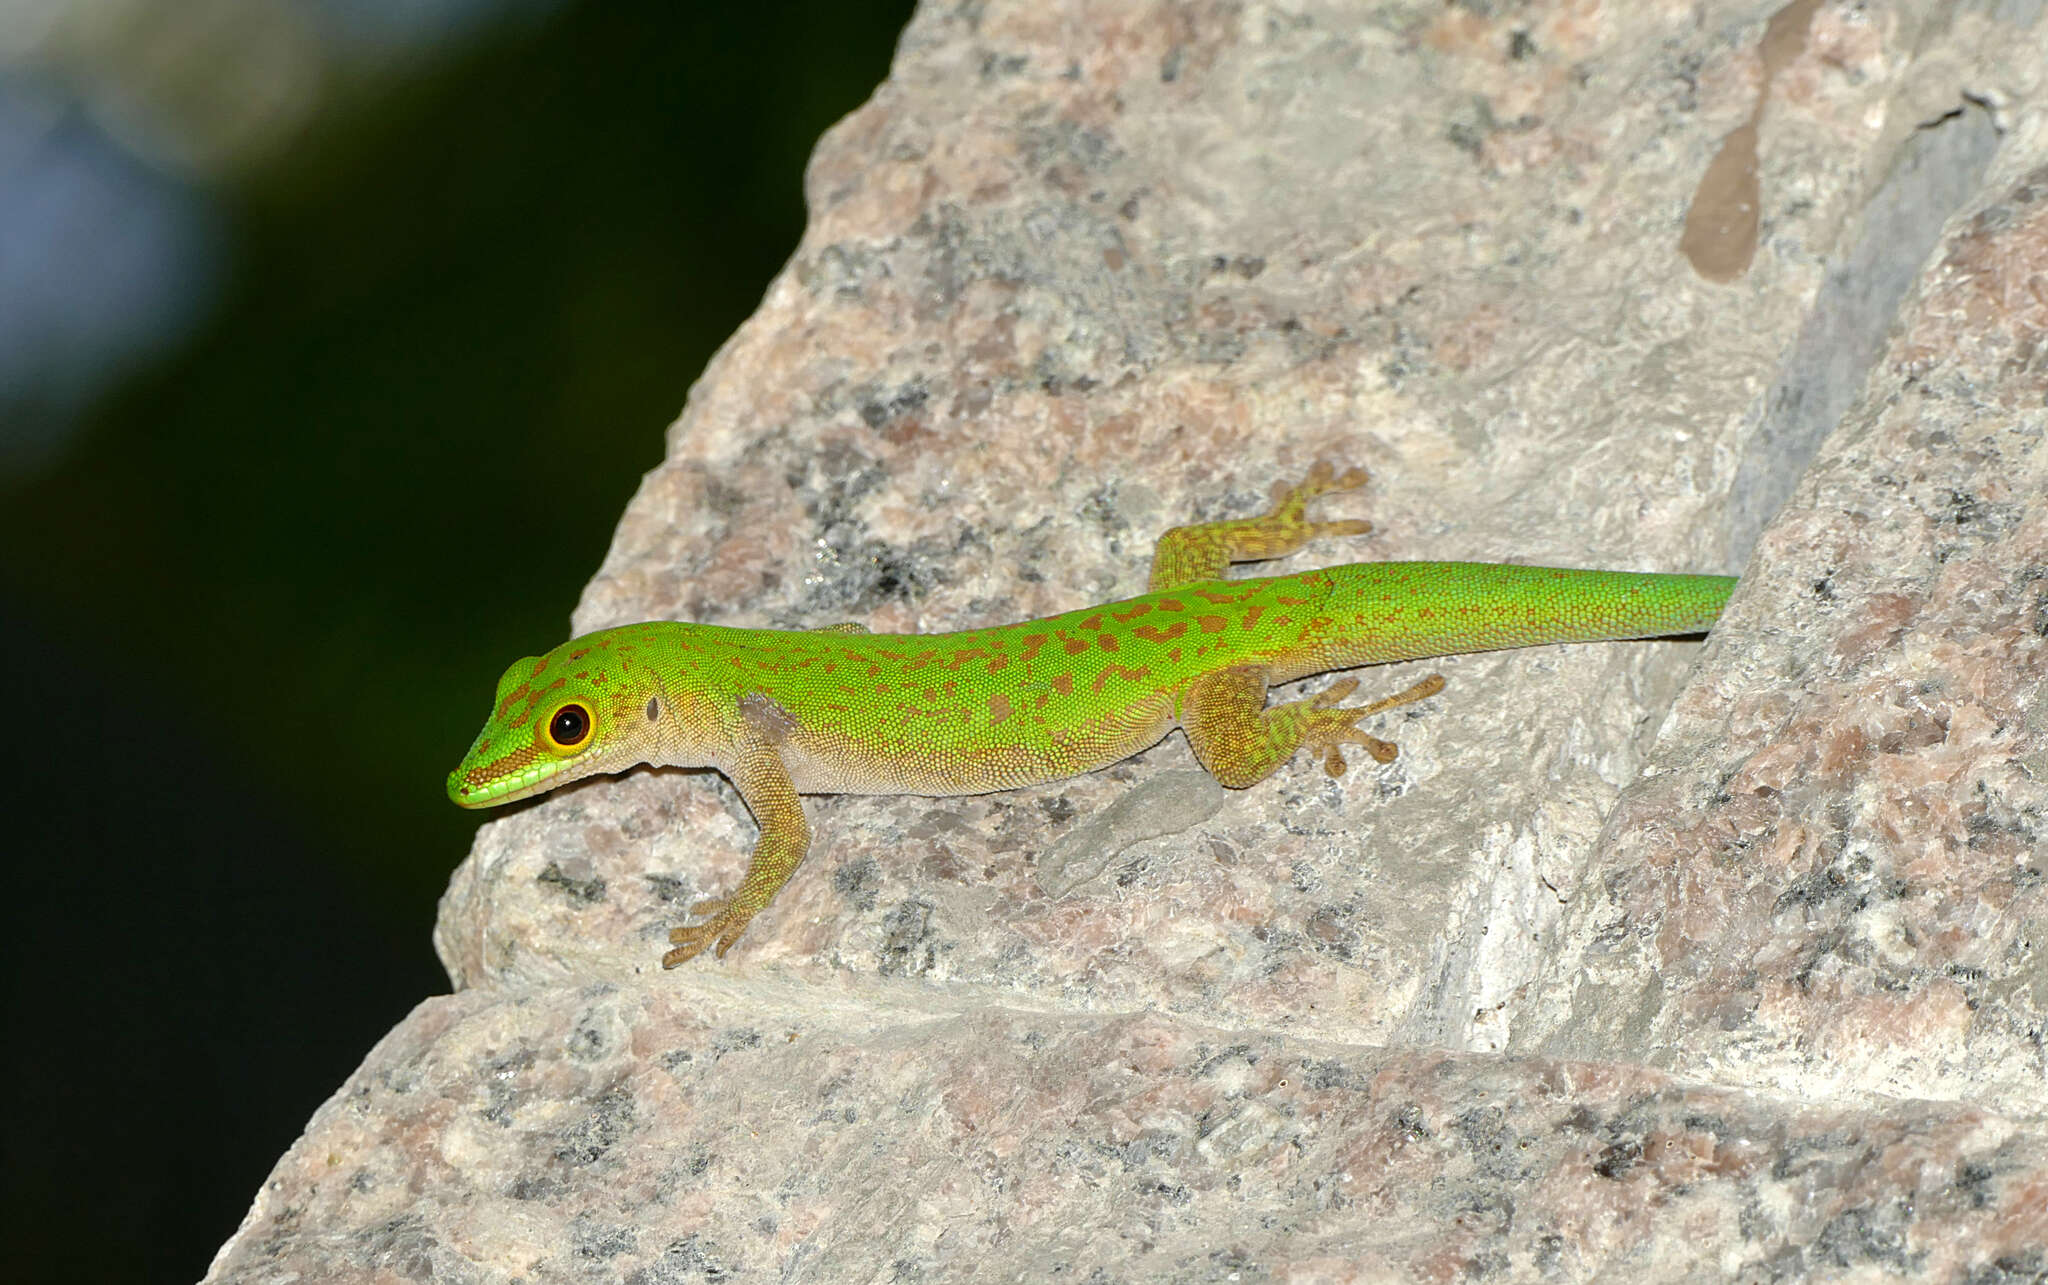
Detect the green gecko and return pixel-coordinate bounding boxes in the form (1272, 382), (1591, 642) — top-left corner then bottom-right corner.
(449, 463), (1736, 967)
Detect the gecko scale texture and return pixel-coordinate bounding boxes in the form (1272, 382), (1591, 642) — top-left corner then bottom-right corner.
(450, 465), (1736, 965)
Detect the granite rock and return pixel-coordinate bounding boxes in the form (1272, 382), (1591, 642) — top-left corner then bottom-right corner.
(211, 1), (2048, 1280)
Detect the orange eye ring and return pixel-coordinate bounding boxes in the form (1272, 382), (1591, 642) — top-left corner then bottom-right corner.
(543, 702), (593, 754)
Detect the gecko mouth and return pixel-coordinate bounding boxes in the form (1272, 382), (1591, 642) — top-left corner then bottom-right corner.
(449, 743), (576, 808)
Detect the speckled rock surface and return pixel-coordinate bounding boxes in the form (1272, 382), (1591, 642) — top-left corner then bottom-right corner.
(1515, 168), (2048, 1114)
(211, 1), (2048, 1280)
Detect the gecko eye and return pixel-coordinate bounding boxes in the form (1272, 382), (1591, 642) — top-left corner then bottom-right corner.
(544, 703), (592, 752)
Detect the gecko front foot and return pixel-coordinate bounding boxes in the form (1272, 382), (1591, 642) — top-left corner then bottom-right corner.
(662, 896), (758, 967)
(1302, 673), (1447, 776)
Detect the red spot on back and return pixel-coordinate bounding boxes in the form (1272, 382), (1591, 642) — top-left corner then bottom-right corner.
(988, 694), (1013, 725)
(1051, 674), (1073, 696)
(1197, 615), (1227, 633)
(1089, 663), (1154, 694)
(1133, 622), (1188, 643)
(1242, 605), (1264, 630)
(1062, 634), (1089, 656)
(1156, 598), (1186, 612)
(1096, 634), (1119, 652)
(1020, 634), (1048, 662)
(1112, 603), (1153, 623)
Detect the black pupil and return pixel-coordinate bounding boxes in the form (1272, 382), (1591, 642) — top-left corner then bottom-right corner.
(551, 705), (590, 746)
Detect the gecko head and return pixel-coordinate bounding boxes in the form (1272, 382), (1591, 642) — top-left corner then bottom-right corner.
(447, 625), (673, 808)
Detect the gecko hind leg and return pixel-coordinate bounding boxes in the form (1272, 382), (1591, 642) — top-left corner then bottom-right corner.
(1148, 460), (1373, 591)
(1182, 666), (1445, 787)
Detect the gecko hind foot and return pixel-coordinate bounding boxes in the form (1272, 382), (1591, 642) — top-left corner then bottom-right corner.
(1266, 460), (1372, 542)
(1273, 459), (1369, 507)
(1148, 459), (1376, 590)
(1304, 673), (1447, 776)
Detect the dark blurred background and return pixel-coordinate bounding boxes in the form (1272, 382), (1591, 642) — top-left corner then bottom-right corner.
(0, 1), (914, 1279)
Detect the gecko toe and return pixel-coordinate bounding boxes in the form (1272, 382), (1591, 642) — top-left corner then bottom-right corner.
(1312, 677), (1361, 708)
(1356, 733), (1399, 764)
(663, 896), (760, 967)
(1314, 519), (1373, 540)
(661, 936), (709, 968)
(1294, 460), (1369, 498)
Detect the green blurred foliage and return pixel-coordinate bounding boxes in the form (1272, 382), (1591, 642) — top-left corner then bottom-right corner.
(6, 0), (911, 903)
(0, 1), (912, 1280)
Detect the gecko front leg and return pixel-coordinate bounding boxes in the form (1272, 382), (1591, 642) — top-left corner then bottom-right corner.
(663, 694), (812, 966)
